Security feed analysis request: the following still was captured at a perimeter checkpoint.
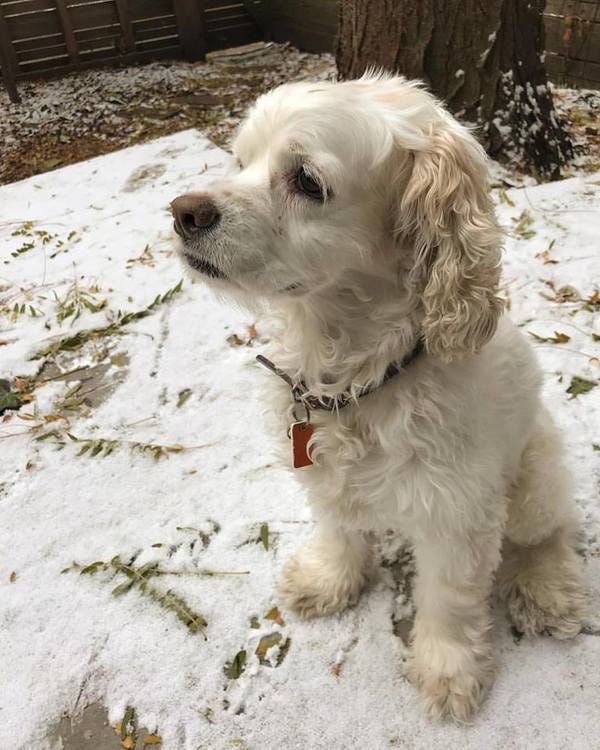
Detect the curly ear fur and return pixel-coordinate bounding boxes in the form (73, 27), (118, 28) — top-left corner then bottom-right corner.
(400, 125), (504, 361)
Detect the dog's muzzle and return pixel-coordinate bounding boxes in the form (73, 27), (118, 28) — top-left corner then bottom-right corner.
(171, 193), (227, 280)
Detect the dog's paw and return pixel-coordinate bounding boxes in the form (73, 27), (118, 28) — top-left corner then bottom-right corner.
(413, 670), (488, 724)
(504, 577), (585, 640)
(499, 545), (586, 640)
(408, 637), (494, 723)
(277, 552), (365, 619)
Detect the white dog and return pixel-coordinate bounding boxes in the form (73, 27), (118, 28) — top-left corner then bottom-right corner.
(171, 74), (585, 722)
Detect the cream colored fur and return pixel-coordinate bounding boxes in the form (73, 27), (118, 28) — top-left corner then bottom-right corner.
(173, 74), (586, 723)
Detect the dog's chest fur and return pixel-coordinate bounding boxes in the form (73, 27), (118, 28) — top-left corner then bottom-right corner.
(263, 319), (542, 539)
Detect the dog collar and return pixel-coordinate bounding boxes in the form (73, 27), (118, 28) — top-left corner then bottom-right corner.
(256, 337), (424, 412)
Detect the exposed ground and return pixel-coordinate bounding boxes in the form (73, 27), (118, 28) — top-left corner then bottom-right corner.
(0, 43), (335, 186)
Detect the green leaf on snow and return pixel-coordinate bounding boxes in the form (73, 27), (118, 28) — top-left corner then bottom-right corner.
(566, 376), (597, 399)
(224, 650), (247, 679)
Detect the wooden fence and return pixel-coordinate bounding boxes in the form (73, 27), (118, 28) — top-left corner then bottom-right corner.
(545, 0), (600, 88)
(268, 0), (337, 53)
(2, 0), (600, 103)
(0, 0), (264, 102)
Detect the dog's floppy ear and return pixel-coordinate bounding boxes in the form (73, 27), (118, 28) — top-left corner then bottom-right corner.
(399, 122), (503, 361)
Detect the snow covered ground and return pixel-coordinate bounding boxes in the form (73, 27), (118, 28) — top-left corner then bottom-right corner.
(1, 130), (599, 750)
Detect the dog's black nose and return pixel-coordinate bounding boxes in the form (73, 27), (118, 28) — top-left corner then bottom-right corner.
(171, 193), (220, 237)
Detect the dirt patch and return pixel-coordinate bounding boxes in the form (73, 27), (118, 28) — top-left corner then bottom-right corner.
(0, 42), (335, 186)
(38, 353), (130, 410)
(123, 164), (167, 192)
(49, 703), (161, 749)
(554, 87), (600, 173)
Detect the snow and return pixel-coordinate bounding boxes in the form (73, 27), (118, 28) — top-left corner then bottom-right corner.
(1, 130), (599, 750)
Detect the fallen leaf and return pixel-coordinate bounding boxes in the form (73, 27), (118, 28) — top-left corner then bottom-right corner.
(331, 662), (342, 677)
(536, 250), (558, 265)
(121, 706), (134, 740)
(536, 240), (558, 264)
(250, 616), (260, 629)
(264, 606), (284, 626)
(498, 187), (515, 207)
(529, 330), (571, 344)
(276, 637), (291, 666)
(0, 380), (23, 415)
(14, 377), (33, 393)
(540, 280), (580, 304)
(259, 522), (269, 551)
(255, 633), (281, 665)
(112, 580), (135, 596)
(110, 352), (128, 367)
(177, 388), (192, 408)
(121, 737), (135, 750)
(224, 649), (246, 679)
(142, 734), (162, 745)
(9, 571), (16, 583)
(227, 333), (245, 347)
(566, 376), (597, 399)
(583, 290), (600, 311)
(512, 210), (535, 238)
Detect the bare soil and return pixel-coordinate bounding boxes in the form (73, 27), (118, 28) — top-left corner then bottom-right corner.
(0, 43), (335, 186)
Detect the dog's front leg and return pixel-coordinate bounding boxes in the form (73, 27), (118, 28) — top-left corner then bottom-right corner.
(409, 526), (502, 723)
(278, 521), (371, 619)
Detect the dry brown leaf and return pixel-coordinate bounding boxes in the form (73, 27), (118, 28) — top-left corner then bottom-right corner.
(14, 377), (33, 393)
(529, 330), (571, 344)
(121, 736), (135, 750)
(540, 280), (580, 304)
(536, 251), (558, 265)
(255, 633), (281, 664)
(226, 333), (244, 347)
(9, 571), (16, 583)
(143, 735), (162, 745)
(264, 606), (285, 626)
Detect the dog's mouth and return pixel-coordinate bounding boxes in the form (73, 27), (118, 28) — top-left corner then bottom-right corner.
(183, 252), (227, 281)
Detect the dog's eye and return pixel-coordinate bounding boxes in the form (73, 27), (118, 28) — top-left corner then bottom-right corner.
(296, 167), (324, 201)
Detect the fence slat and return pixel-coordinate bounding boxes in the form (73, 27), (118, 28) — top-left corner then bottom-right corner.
(0, 3), (20, 102)
(172, 0), (206, 61)
(54, 0), (79, 61)
(114, 0), (135, 52)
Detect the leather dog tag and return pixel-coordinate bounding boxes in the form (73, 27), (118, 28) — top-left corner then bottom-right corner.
(290, 421), (314, 468)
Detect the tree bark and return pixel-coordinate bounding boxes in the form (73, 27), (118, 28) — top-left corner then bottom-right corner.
(336, 0), (573, 180)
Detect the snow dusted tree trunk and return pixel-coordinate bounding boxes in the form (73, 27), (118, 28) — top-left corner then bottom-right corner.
(336, 0), (573, 180)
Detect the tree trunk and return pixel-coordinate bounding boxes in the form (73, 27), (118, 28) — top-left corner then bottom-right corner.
(336, 0), (573, 180)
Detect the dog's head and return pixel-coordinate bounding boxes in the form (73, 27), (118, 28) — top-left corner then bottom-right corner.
(172, 74), (503, 360)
